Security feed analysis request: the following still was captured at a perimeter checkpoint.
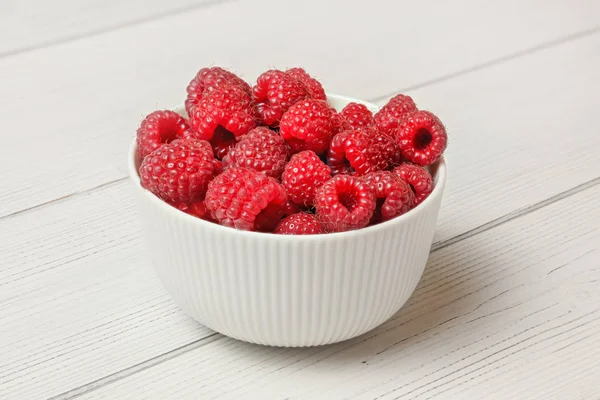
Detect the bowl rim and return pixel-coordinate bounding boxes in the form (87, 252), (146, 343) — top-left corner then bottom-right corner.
(128, 93), (447, 241)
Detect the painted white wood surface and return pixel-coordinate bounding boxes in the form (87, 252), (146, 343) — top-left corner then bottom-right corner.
(1, 0), (599, 219)
(2, 34), (600, 397)
(1, 0), (599, 399)
(0, 183), (214, 399)
(0, 0), (219, 56)
(78, 184), (600, 400)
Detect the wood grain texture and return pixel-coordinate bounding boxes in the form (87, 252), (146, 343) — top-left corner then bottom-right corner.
(2, 30), (600, 399)
(407, 32), (600, 243)
(0, 183), (214, 399)
(0, 0), (224, 56)
(76, 183), (600, 400)
(2, 1), (600, 399)
(1, 0), (599, 219)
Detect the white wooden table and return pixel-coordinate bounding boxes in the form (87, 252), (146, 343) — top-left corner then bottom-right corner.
(1, 1), (599, 398)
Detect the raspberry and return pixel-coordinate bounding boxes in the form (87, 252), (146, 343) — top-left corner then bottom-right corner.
(189, 85), (257, 141)
(212, 158), (224, 175)
(275, 213), (324, 235)
(205, 167), (287, 232)
(282, 199), (303, 216)
(210, 126), (237, 160)
(136, 110), (191, 160)
(282, 150), (331, 207)
(395, 110), (447, 166)
(279, 99), (338, 154)
(393, 163), (434, 207)
(177, 201), (215, 222)
(327, 128), (399, 176)
(361, 171), (414, 224)
(285, 67), (326, 100)
(223, 127), (288, 178)
(340, 102), (375, 130)
(374, 94), (418, 137)
(252, 70), (310, 126)
(314, 175), (376, 232)
(331, 111), (350, 133)
(140, 138), (216, 204)
(185, 67), (251, 115)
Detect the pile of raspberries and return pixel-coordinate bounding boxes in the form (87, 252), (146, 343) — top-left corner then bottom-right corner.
(137, 67), (447, 235)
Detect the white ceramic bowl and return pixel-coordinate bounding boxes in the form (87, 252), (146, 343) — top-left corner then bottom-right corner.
(128, 94), (446, 347)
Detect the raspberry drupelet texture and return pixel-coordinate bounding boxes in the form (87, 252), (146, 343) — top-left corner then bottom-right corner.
(177, 201), (215, 222)
(281, 150), (331, 207)
(189, 84), (257, 141)
(327, 127), (399, 176)
(212, 158), (224, 175)
(361, 171), (414, 224)
(136, 110), (191, 160)
(374, 94), (418, 137)
(252, 70), (310, 126)
(393, 163), (434, 207)
(285, 67), (327, 100)
(139, 138), (217, 204)
(185, 67), (251, 116)
(395, 110), (447, 166)
(314, 175), (376, 232)
(282, 199), (304, 216)
(331, 111), (351, 133)
(275, 213), (324, 235)
(223, 127), (288, 178)
(279, 99), (339, 154)
(205, 167), (287, 232)
(340, 102), (375, 130)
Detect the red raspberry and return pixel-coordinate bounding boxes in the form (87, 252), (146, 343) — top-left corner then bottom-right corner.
(340, 102), (375, 130)
(189, 85), (257, 141)
(282, 199), (304, 216)
(282, 150), (331, 207)
(395, 110), (447, 166)
(374, 94), (418, 137)
(361, 171), (414, 224)
(210, 126), (237, 160)
(205, 167), (287, 232)
(185, 67), (251, 115)
(212, 158), (224, 175)
(327, 128), (399, 176)
(275, 213), (324, 235)
(279, 99), (338, 154)
(136, 110), (191, 160)
(331, 111), (350, 133)
(314, 175), (376, 232)
(393, 163), (434, 207)
(177, 201), (215, 222)
(285, 67), (326, 100)
(140, 138), (216, 204)
(223, 127), (288, 178)
(252, 70), (310, 126)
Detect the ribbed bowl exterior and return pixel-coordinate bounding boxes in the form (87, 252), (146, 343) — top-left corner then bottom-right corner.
(129, 94), (446, 347)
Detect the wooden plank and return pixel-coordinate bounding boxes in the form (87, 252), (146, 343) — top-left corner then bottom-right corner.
(405, 32), (600, 243)
(76, 184), (600, 400)
(0, 0), (223, 56)
(2, 31), (600, 399)
(0, 183), (215, 399)
(1, 0), (599, 218)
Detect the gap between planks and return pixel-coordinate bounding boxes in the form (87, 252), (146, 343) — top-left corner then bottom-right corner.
(0, 0), (239, 60)
(369, 25), (600, 102)
(47, 176), (600, 400)
(0, 178), (127, 221)
(48, 334), (222, 400)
